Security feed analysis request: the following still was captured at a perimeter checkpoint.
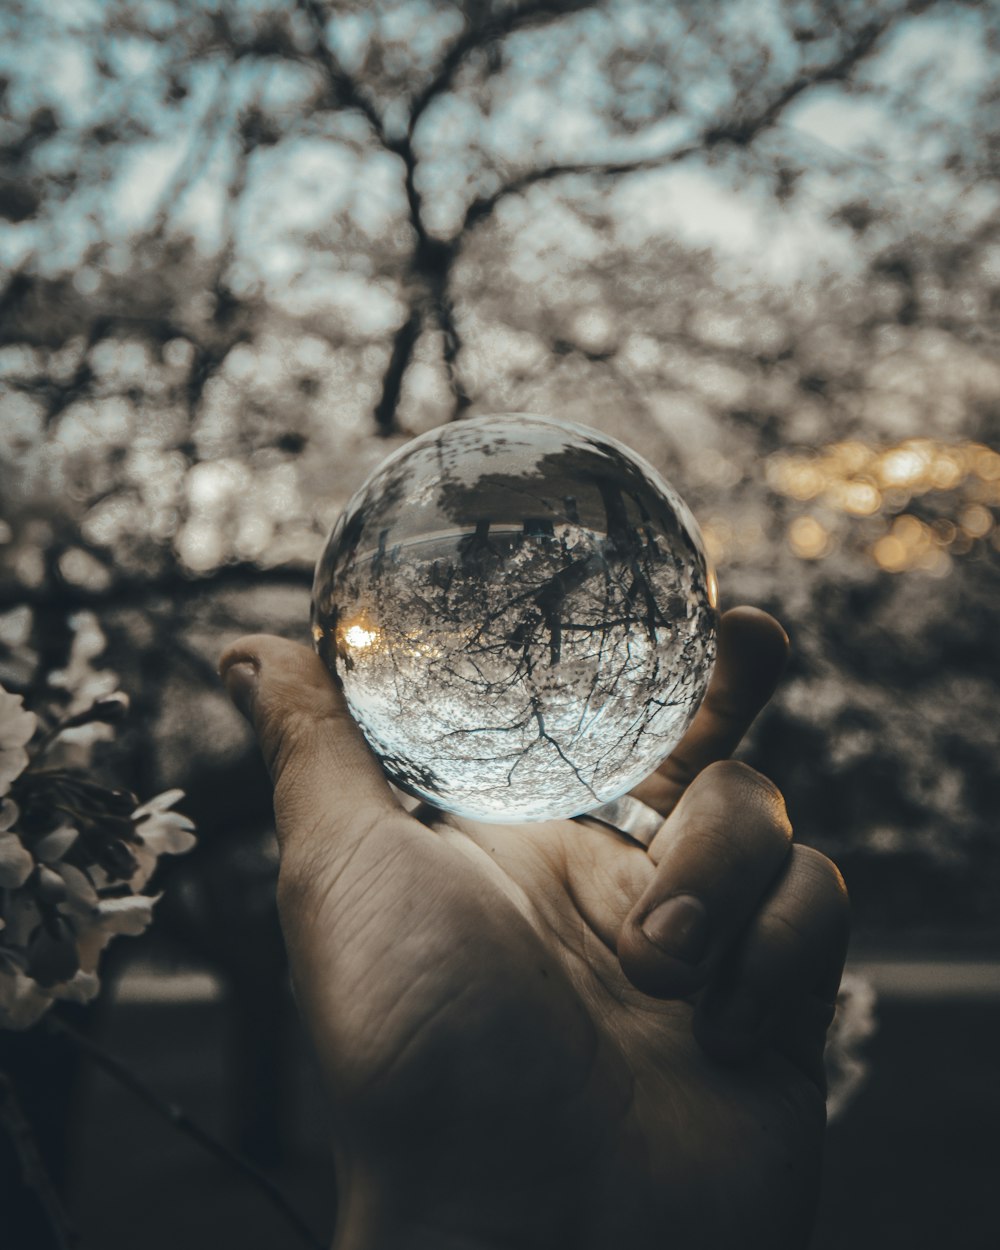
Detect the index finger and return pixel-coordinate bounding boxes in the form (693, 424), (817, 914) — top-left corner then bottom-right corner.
(629, 607), (789, 818)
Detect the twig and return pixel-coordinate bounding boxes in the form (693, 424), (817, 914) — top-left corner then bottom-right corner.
(45, 1015), (326, 1250)
(0, 1070), (79, 1250)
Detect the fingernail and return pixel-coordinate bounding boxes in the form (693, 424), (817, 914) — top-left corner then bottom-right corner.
(222, 659), (259, 720)
(640, 894), (709, 964)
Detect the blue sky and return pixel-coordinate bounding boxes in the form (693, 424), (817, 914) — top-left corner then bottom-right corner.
(1, 0), (994, 300)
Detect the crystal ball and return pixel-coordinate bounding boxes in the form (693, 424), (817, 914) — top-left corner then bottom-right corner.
(311, 414), (718, 823)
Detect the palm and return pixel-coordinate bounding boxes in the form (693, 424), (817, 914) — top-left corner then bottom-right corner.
(292, 811), (825, 1250)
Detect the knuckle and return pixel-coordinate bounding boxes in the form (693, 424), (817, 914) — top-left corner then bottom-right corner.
(695, 760), (792, 852)
(791, 844), (851, 917)
(699, 759), (784, 807)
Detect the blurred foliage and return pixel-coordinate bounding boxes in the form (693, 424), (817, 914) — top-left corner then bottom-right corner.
(1, 0), (999, 939)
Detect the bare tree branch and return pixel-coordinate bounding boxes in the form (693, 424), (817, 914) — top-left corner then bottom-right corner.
(434, 295), (472, 419)
(296, 0), (388, 145)
(372, 306), (424, 435)
(461, 145), (704, 233)
(149, 66), (231, 239)
(0, 562), (311, 614)
(407, 0), (602, 139)
(459, 9), (919, 236)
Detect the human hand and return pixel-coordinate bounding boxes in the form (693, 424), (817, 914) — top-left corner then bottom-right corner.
(219, 607), (848, 1250)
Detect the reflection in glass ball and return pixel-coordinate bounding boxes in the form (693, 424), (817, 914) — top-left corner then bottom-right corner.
(311, 414), (718, 823)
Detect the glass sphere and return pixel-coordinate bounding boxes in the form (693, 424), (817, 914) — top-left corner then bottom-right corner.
(311, 414), (718, 823)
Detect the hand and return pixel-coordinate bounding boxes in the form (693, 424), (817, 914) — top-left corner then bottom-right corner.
(219, 607), (848, 1250)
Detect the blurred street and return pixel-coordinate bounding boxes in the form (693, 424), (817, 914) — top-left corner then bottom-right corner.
(51, 957), (1000, 1250)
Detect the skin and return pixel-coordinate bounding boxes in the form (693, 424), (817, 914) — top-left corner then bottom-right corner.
(219, 607), (849, 1250)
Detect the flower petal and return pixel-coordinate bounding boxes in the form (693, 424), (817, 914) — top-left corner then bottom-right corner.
(0, 685), (36, 797)
(0, 832), (33, 888)
(95, 893), (158, 937)
(0, 685), (37, 749)
(139, 821), (198, 856)
(53, 970), (101, 1005)
(33, 823), (79, 863)
(132, 788), (186, 820)
(54, 861), (99, 910)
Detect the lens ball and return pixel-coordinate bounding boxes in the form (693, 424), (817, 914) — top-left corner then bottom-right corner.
(312, 414), (717, 822)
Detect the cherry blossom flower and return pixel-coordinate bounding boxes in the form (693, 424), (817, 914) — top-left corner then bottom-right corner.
(0, 799), (33, 889)
(130, 789), (197, 890)
(0, 686), (36, 797)
(0, 678), (197, 1030)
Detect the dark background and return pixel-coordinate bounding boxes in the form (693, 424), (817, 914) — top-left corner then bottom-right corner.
(1, 0), (998, 1246)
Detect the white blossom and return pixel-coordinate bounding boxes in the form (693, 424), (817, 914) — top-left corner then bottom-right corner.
(130, 788), (197, 889)
(0, 685), (36, 796)
(0, 832), (33, 889)
(46, 613), (119, 758)
(0, 673), (197, 1029)
(0, 798), (33, 888)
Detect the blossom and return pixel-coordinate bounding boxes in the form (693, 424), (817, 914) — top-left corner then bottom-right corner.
(0, 685), (36, 796)
(0, 679), (197, 1030)
(0, 802), (34, 888)
(46, 613), (120, 762)
(130, 788), (197, 890)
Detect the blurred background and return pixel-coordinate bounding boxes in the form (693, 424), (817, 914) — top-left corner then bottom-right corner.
(0, 0), (998, 1246)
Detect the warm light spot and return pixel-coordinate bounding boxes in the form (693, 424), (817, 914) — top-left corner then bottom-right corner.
(960, 504), (993, 538)
(828, 441), (871, 474)
(877, 447), (929, 489)
(930, 454), (964, 490)
(974, 448), (1000, 481)
(833, 479), (881, 516)
(767, 458), (826, 500)
(788, 516), (830, 559)
(892, 514), (926, 547)
(706, 568), (719, 610)
(873, 535), (908, 572)
(311, 623), (324, 643)
(344, 624), (378, 649)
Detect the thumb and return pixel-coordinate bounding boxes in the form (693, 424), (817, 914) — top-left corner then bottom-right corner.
(219, 634), (408, 871)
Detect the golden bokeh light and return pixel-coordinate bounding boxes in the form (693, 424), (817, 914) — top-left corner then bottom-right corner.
(872, 534), (908, 572)
(788, 515), (831, 559)
(961, 503), (994, 538)
(831, 479), (882, 516)
(767, 438), (998, 573)
(870, 513), (953, 575)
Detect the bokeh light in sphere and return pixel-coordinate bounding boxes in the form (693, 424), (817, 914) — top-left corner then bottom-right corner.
(311, 414), (718, 822)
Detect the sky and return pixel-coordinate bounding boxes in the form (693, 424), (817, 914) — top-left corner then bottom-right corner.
(0, 0), (994, 304)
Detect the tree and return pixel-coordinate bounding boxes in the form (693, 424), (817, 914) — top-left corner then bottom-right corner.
(1, 0), (999, 948)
